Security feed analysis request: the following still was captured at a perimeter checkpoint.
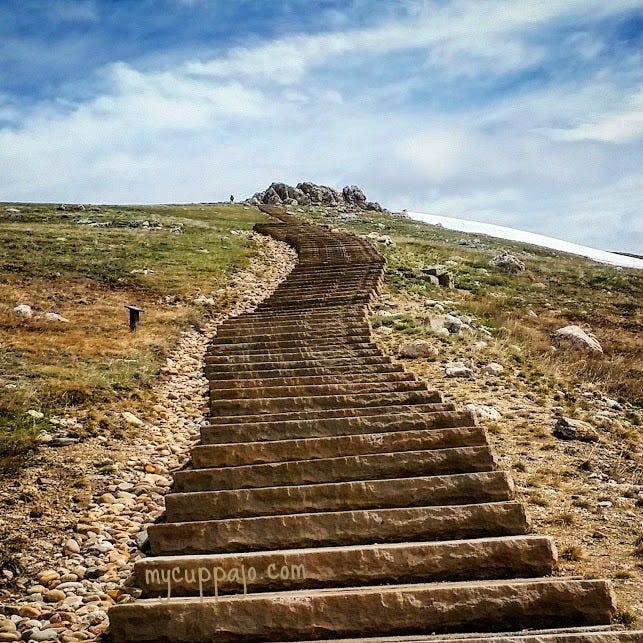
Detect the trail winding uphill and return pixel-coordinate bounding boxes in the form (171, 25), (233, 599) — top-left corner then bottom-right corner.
(109, 206), (643, 642)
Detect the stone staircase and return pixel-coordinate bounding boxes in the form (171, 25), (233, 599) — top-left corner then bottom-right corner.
(109, 208), (642, 642)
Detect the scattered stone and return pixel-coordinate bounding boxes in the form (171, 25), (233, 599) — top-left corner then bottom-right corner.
(465, 404), (502, 421)
(552, 416), (599, 443)
(4, 207), (20, 213)
(122, 412), (144, 426)
(398, 340), (439, 359)
(445, 365), (473, 378)
(597, 501), (613, 509)
(30, 628), (58, 641)
(420, 265), (452, 287)
(17, 605), (41, 619)
(490, 251), (526, 273)
(43, 312), (69, 323)
(64, 538), (81, 554)
(482, 362), (504, 376)
(193, 295), (215, 306)
(44, 589), (66, 603)
(552, 325), (603, 354)
(419, 274), (439, 286)
(444, 314), (464, 334)
(37, 571), (59, 586)
(13, 304), (33, 318)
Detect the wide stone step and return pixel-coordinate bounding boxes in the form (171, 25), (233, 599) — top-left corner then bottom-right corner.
(205, 364), (406, 380)
(202, 407), (466, 442)
(192, 425), (486, 467)
(210, 390), (443, 416)
(205, 346), (382, 364)
(209, 381), (428, 400)
(207, 337), (373, 352)
(148, 501), (528, 555)
(215, 326), (371, 340)
(135, 535), (556, 597)
(208, 372), (416, 391)
(206, 341), (379, 357)
(109, 577), (614, 642)
(206, 356), (395, 374)
(166, 471), (513, 521)
(279, 626), (641, 642)
(174, 446), (494, 492)
(213, 328), (370, 342)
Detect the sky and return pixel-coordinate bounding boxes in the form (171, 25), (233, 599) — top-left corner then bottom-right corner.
(0, 0), (641, 253)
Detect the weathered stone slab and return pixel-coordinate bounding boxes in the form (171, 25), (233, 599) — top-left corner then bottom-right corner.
(173, 446), (495, 492)
(109, 578), (614, 642)
(136, 535), (555, 597)
(165, 471), (513, 521)
(191, 425), (486, 468)
(148, 502), (528, 555)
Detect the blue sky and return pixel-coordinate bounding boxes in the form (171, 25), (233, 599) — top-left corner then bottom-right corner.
(1, 0), (641, 252)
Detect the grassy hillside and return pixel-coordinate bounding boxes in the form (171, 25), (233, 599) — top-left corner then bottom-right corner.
(0, 203), (267, 463)
(302, 205), (643, 408)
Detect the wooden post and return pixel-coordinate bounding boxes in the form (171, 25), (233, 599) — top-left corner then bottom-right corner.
(125, 304), (144, 332)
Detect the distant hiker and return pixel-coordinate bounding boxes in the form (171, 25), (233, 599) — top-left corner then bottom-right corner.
(230, 195), (234, 203)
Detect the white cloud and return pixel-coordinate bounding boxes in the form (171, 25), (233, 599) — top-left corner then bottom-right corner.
(0, 0), (641, 253)
(550, 89), (643, 143)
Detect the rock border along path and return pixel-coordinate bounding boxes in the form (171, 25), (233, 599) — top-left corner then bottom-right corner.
(109, 207), (643, 642)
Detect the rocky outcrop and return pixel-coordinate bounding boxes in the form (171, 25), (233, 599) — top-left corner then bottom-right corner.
(249, 181), (383, 211)
(491, 251), (526, 273)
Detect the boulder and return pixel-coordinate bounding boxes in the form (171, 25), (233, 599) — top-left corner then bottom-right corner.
(420, 265), (453, 288)
(482, 362), (504, 376)
(490, 251), (525, 273)
(342, 185), (367, 206)
(399, 340), (439, 359)
(4, 207), (19, 213)
(444, 314), (464, 334)
(552, 325), (603, 354)
(553, 416), (599, 442)
(420, 274), (440, 286)
(13, 304), (33, 318)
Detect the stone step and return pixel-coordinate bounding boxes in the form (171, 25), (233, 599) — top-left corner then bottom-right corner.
(109, 577), (614, 642)
(209, 381), (428, 400)
(208, 372), (416, 391)
(210, 390), (443, 416)
(205, 346), (382, 364)
(213, 328), (370, 342)
(191, 425), (486, 467)
(165, 471), (513, 521)
(207, 336), (373, 352)
(279, 626), (641, 642)
(205, 341), (379, 357)
(205, 357), (397, 375)
(215, 325), (371, 339)
(205, 354), (399, 374)
(256, 296), (377, 310)
(173, 446), (495, 492)
(205, 364), (406, 380)
(135, 535), (556, 597)
(234, 307), (367, 321)
(148, 501), (529, 555)
(202, 406), (465, 442)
